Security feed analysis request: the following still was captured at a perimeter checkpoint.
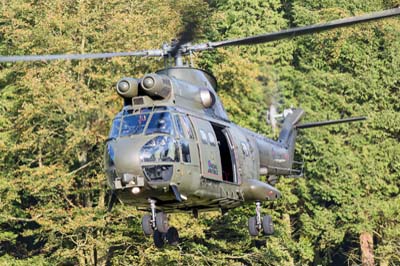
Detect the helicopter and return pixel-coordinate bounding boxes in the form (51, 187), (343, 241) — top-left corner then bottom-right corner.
(1, 7), (399, 248)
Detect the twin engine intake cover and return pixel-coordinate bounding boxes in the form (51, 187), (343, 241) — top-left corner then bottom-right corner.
(116, 77), (139, 98)
(116, 73), (215, 108)
(140, 74), (172, 99)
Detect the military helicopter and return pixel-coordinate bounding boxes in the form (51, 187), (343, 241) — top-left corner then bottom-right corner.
(1, 7), (399, 248)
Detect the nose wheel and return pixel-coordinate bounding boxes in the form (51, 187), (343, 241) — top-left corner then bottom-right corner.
(248, 202), (274, 236)
(141, 199), (180, 248)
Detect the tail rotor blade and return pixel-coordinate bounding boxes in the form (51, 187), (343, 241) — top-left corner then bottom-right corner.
(296, 116), (367, 129)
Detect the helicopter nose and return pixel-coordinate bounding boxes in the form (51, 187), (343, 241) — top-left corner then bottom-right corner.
(110, 138), (143, 176)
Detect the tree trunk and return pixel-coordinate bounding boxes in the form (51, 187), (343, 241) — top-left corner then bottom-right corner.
(360, 232), (374, 266)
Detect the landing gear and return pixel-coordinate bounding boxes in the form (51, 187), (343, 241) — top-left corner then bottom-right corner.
(155, 212), (169, 233)
(248, 216), (259, 236)
(141, 199), (180, 248)
(153, 230), (165, 248)
(141, 214), (153, 236)
(262, 214), (274, 235)
(248, 202), (274, 237)
(166, 227), (179, 245)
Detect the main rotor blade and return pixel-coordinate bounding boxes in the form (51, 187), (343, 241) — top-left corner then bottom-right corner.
(0, 50), (164, 63)
(191, 8), (400, 50)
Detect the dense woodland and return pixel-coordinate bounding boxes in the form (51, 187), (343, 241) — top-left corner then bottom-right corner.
(0, 0), (399, 265)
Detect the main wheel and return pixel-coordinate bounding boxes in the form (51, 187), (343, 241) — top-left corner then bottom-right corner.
(166, 227), (179, 246)
(141, 214), (153, 236)
(248, 216), (259, 236)
(156, 212), (169, 233)
(262, 215), (274, 235)
(153, 230), (165, 248)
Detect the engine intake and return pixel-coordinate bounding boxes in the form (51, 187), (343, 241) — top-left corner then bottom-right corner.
(140, 73), (172, 99)
(116, 77), (139, 98)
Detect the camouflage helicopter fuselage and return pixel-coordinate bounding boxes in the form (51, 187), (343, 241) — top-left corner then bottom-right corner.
(105, 67), (303, 213)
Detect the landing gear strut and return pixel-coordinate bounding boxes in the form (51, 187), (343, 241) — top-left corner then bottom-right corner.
(248, 201), (274, 236)
(141, 199), (179, 248)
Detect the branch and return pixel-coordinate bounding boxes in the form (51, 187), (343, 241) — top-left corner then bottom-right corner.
(0, 214), (42, 222)
(66, 161), (94, 176)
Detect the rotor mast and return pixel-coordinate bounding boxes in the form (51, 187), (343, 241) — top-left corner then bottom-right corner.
(174, 52), (184, 67)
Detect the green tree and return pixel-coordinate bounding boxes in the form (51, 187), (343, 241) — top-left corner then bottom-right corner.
(0, 0), (399, 265)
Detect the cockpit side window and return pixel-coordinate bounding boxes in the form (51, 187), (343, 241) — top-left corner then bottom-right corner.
(109, 118), (121, 138)
(174, 115), (191, 163)
(181, 115), (195, 140)
(174, 115), (185, 138)
(146, 112), (174, 135)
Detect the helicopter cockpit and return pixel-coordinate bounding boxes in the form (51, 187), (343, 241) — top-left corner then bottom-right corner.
(109, 107), (177, 137)
(106, 106), (181, 185)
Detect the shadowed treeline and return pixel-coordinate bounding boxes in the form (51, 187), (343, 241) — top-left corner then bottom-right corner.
(0, 0), (399, 265)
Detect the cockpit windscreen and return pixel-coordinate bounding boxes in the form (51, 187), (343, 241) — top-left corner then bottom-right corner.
(145, 112), (174, 135)
(120, 114), (150, 137)
(109, 111), (175, 138)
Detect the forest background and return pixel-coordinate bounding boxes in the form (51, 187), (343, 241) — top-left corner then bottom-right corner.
(0, 0), (399, 265)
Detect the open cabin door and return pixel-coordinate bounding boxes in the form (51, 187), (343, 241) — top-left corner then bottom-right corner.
(223, 127), (258, 182)
(190, 117), (222, 181)
(211, 124), (239, 184)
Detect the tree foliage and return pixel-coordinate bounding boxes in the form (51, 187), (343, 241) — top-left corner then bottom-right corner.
(0, 0), (399, 265)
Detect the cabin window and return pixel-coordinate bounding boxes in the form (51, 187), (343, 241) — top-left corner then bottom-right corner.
(146, 112), (174, 135)
(246, 138), (253, 153)
(208, 132), (217, 146)
(181, 116), (195, 139)
(120, 114), (150, 137)
(199, 129), (208, 144)
(241, 142), (250, 157)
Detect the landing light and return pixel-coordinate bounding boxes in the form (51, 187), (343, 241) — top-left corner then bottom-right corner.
(131, 187), (140, 194)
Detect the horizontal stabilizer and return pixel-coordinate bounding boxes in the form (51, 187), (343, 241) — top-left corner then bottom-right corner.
(296, 116), (366, 129)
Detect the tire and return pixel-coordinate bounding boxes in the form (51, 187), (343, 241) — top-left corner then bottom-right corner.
(262, 215), (274, 235)
(153, 230), (165, 248)
(166, 226), (179, 246)
(248, 216), (259, 236)
(141, 214), (153, 236)
(156, 212), (169, 233)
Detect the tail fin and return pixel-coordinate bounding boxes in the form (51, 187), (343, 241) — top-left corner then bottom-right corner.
(278, 108), (305, 146)
(271, 109), (365, 178)
(278, 109), (305, 166)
